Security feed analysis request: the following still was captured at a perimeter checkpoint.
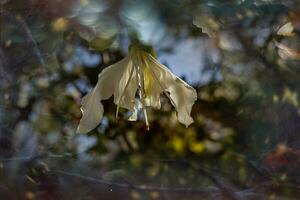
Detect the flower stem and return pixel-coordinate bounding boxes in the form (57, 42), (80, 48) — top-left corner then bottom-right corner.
(135, 62), (149, 131)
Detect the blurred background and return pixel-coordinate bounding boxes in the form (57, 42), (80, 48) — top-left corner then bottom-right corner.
(1, 0), (300, 199)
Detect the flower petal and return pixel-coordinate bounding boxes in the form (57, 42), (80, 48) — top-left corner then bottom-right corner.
(113, 59), (138, 110)
(143, 63), (162, 109)
(134, 52), (162, 109)
(97, 56), (131, 100)
(77, 86), (104, 133)
(146, 54), (197, 127)
(77, 56), (137, 133)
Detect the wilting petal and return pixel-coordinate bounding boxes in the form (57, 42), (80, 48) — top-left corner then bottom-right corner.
(146, 54), (197, 127)
(113, 59), (138, 110)
(77, 86), (104, 133)
(97, 56), (131, 100)
(134, 51), (162, 109)
(143, 64), (162, 109)
(77, 56), (137, 133)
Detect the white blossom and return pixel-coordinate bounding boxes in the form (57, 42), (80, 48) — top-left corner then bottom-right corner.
(77, 44), (197, 133)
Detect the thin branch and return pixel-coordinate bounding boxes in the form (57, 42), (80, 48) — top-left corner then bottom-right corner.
(0, 149), (86, 162)
(51, 170), (215, 195)
(121, 132), (134, 152)
(0, 9), (46, 67)
(159, 159), (242, 200)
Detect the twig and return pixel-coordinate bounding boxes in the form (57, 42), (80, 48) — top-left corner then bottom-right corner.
(0, 9), (46, 67)
(159, 158), (242, 200)
(51, 170), (215, 195)
(121, 132), (134, 152)
(0, 149), (85, 162)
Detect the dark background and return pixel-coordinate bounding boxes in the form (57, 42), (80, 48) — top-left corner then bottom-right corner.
(1, 0), (300, 199)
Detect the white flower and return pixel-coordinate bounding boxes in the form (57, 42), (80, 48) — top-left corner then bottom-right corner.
(77, 44), (197, 133)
